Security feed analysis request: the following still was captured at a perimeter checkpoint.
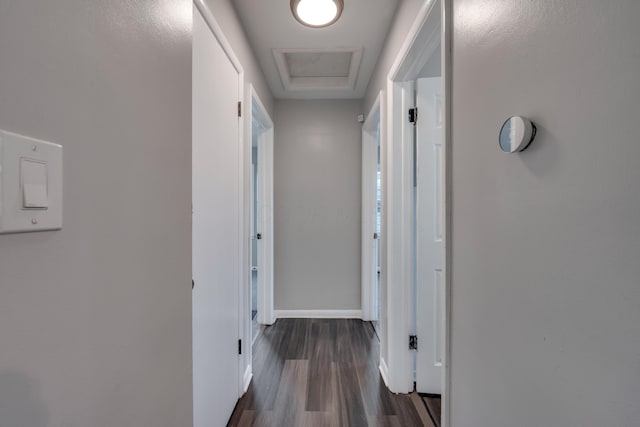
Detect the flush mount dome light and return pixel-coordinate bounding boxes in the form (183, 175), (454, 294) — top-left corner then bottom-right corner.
(291, 0), (344, 28)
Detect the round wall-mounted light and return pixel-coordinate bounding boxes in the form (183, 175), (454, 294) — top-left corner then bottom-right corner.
(291, 0), (344, 28)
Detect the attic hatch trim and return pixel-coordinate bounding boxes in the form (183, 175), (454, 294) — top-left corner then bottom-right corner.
(273, 47), (363, 92)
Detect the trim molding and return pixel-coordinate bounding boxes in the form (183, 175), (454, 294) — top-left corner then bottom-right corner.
(250, 85), (276, 327)
(379, 357), (390, 387)
(274, 309), (363, 319)
(362, 91), (383, 323)
(273, 47), (363, 92)
(442, 1), (453, 425)
(193, 0), (244, 74)
(242, 365), (252, 393)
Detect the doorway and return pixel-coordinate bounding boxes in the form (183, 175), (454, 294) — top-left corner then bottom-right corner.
(247, 88), (275, 340)
(244, 86), (275, 380)
(385, 0), (451, 424)
(415, 70), (443, 396)
(250, 117), (260, 342)
(362, 93), (383, 340)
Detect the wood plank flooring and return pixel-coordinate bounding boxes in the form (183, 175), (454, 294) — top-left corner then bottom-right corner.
(228, 319), (436, 427)
(420, 395), (441, 427)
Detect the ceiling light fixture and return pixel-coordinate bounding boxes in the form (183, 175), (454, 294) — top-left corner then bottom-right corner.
(291, 0), (344, 28)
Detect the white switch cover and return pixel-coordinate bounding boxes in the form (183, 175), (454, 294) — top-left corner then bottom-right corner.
(0, 130), (62, 234)
(21, 158), (49, 209)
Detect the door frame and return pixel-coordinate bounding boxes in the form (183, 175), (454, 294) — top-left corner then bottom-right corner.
(361, 91), (383, 322)
(385, 0), (452, 425)
(250, 85), (275, 328)
(242, 85), (275, 391)
(193, 0), (247, 400)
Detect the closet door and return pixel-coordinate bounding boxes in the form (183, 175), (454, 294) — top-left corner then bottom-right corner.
(193, 6), (241, 426)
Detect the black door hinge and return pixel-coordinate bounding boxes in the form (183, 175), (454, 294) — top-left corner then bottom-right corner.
(409, 335), (418, 350)
(238, 339), (242, 355)
(408, 107), (418, 125)
(238, 101), (242, 117)
(256, 233), (262, 240)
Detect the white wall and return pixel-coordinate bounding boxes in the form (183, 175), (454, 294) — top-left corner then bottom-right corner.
(0, 1), (192, 426)
(451, 1), (640, 426)
(274, 100), (362, 311)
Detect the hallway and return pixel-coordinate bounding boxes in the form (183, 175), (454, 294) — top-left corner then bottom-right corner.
(2, 0), (640, 425)
(228, 319), (437, 426)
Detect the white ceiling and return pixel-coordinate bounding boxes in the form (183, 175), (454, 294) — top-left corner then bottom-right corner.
(233, 0), (399, 99)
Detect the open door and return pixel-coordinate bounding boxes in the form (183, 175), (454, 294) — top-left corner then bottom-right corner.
(415, 76), (444, 394)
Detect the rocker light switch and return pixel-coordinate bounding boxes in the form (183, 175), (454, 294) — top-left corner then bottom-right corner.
(21, 159), (49, 209)
(0, 129), (62, 234)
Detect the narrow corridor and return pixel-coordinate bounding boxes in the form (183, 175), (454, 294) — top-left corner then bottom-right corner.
(228, 319), (438, 426)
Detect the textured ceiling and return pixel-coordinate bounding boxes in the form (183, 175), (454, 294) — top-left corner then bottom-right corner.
(286, 51), (352, 78)
(233, 0), (399, 99)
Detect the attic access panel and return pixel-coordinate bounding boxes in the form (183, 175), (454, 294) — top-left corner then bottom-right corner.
(273, 47), (363, 91)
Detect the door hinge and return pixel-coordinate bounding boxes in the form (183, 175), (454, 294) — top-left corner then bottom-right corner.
(409, 335), (418, 350)
(408, 107), (418, 125)
(238, 101), (242, 117)
(373, 232), (378, 239)
(238, 339), (242, 355)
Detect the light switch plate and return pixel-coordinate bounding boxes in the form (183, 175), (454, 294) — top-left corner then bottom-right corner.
(21, 158), (49, 209)
(0, 130), (63, 234)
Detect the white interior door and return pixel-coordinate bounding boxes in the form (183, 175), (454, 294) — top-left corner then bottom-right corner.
(193, 7), (240, 426)
(416, 77), (444, 394)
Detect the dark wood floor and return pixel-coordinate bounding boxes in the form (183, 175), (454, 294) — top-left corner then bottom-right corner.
(420, 395), (441, 427)
(228, 318), (437, 427)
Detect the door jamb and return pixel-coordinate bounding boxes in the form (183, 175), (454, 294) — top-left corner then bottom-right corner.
(193, 0), (247, 400)
(242, 85), (275, 392)
(362, 92), (383, 323)
(249, 85), (275, 322)
(385, 0), (452, 426)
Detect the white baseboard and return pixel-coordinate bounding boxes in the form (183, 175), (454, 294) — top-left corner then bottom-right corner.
(252, 325), (262, 345)
(274, 309), (363, 319)
(379, 357), (390, 387)
(242, 365), (252, 393)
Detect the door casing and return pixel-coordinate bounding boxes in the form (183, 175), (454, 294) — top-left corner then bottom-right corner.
(242, 85), (275, 392)
(362, 92), (383, 323)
